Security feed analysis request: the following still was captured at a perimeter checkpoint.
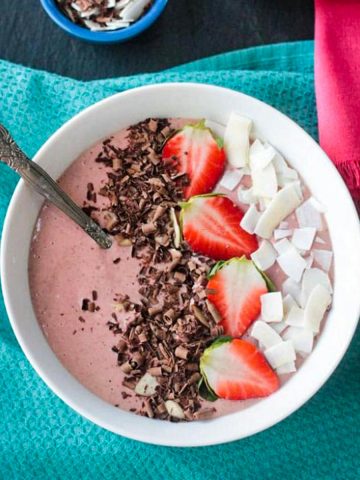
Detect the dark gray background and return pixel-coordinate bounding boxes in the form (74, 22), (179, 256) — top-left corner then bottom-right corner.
(1, 0), (314, 80)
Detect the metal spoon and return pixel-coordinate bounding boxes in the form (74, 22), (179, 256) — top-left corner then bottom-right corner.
(0, 124), (112, 249)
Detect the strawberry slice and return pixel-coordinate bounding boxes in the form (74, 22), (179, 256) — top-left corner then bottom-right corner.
(162, 121), (226, 199)
(207, 257), (268, 337)
(200, 337), (279, 400)
(180, 194), (258, 260)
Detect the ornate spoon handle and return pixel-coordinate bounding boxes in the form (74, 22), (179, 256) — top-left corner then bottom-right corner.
(0, 124), (112, 249)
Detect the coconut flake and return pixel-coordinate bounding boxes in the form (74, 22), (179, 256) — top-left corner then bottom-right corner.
(304, 284), (332, 334)
(291, 227), (316, 251)
(301, 268), (332, 306)
(240, 204), (261, 234)
(313, 249), (333, 272)
(274, 229), (292, 240)
(272, 150), (288, 173)
(304, 252), (314, 269)
(279, 221), (289, 229)
(315, 235), (326, 245)
(283, 293), (297, 315)
(282, 278), (302, 305)
(296, 198), (323, 230)
(104, 20), (131, 29)
(165, 400), (185, 419)
(261, 292), (283, 323)
(277, 361), (297, 374)
(250, 240), (277, 270)
(219, 169), (244, 191)
(121, 0), (150, 21)
(282, 326), (314, 355)
(255, 183), (303, 239)
(249, 140), (276, 169)
(273, 238), (292, 255)
(270, 321), (288, 334)
(135, 373), (159, 396)
(83, 19), (105, 30)
(285, 305), (305, 327)
(224, 113), (252, 168)
(251, 161), (278, 199)
(237, 186), (257, 205)
(277, 247), (307, 282)
(264, 341), (296, 368)
(309, 196), (326, 213)
(251, 321), (283, 349)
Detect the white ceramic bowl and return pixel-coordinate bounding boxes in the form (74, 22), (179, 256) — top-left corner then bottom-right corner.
(1, 83), (360, 447)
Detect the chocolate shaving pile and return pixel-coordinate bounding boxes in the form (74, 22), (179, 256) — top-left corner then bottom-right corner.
(92, 118), (222, 421)
(56, 0), (152, 31)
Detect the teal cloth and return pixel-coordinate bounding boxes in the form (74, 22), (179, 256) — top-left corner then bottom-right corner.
(0, 41), (359, 479)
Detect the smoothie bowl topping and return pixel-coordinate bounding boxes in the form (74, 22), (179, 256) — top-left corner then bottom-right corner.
(56, 0), (153, 31)
(29, 114), (333, 422)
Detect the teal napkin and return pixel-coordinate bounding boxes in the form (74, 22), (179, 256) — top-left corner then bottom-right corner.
(0, 41), (359, 479)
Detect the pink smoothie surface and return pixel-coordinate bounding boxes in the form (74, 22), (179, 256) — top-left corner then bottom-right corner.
(28, 118), (333, 419)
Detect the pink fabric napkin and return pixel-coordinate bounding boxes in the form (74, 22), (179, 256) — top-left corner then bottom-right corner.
(315, 0), (360, 204)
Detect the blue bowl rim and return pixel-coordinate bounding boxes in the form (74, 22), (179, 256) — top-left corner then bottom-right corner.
(40, 0), (168, 43)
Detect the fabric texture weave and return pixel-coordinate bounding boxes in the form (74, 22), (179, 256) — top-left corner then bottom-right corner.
(0, 41), (359, 479)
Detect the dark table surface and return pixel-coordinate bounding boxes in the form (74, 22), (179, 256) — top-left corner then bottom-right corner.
(1, 0), (314, 80)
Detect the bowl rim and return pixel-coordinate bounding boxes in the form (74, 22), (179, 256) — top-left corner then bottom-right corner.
(1, 83), (360, 446)
(40, 0), (168, 43)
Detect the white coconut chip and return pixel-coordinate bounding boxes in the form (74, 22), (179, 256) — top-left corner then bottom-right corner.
(300, 268), (332, 307)
(277, 361), (297, 374)
(313, 249), (333, 272)
(270, 321), (288, 334)
(135, 373), (159, 396)
(255, 183), (303, 239)
(283, 293), (297, 315)
(219, 169), (244, 191)
(282, 277), (302, 305)
(121, 0), (150, 21)
(285, 305), (305, 327)
(115, 0), (132, 12)
(237, 186), (257, 205)
(315, 235), (326, 245)
(104, 20), (131, 29)
(279, 221), (289, 229)
(249, 139), (276, 170)
(224, 113), (252, 168)
(277, 247), (307, 282)
(304, 284), (332, 334)
(264, 341), (296, 369)
(271, 149), (287, 173)
(251, 161), (278, 199)
(71, 2), (83, 12)
(304, 252), (314, 269)
(251, 321), (283, 349)
(240, 204), (261, 234)
(296, 198), (323, 230)
(79, 7), (100, 17)
(261, 292), (283, 323)
(309, 196), (326, 213)
(273, 238), (292, 255)
(250, 240), (277, 270)
(165, 400), (185, 419)
(107, 0), (116, 8)
(83, 19), (105, 30)
(282, 326), (314, 355)
(291, 227), (316, 251)
(274, 228), (292, 240)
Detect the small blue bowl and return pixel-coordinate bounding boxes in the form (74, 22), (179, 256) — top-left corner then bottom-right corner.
(40, 0), (168, 44)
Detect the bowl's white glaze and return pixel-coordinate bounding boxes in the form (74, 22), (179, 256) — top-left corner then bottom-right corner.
(1, 84), (360, 446)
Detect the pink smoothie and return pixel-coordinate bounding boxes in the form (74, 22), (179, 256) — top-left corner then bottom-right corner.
(28, 118), (333, 419)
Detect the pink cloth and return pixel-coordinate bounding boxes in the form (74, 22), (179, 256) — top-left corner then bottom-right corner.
(315, 0), (360, 204)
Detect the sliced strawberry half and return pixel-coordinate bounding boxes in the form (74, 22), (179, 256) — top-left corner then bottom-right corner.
(162, 121), (226, 199)
(181, 194), (258, 260)
(207, 257), (268, 336)
(200, 337), (279, 400)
